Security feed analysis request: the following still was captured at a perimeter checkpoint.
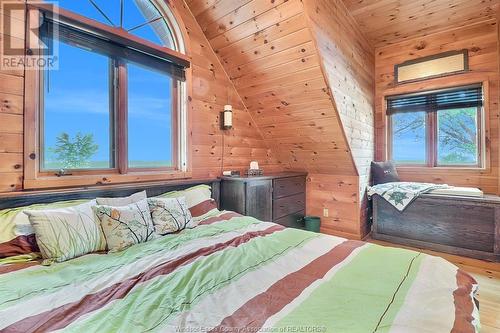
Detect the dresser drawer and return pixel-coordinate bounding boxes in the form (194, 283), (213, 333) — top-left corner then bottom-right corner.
(220, 173), (307, 225)
(273, 176), (306, 199)
(273, 193), (305, 220)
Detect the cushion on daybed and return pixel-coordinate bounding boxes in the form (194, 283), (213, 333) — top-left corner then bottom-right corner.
(429, 186), (483, 197)
(371, 160), (400, 185)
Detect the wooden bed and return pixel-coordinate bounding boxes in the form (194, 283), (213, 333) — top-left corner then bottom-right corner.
(0, 179), (480, 332)
(372, 193), (500, 262)
(0, 179), (221, 210)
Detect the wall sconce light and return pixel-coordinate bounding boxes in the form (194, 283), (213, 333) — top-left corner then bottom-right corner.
(223, 104), (233, 130)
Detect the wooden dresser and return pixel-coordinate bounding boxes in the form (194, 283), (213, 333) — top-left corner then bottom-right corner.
(220, 172), (307, 229)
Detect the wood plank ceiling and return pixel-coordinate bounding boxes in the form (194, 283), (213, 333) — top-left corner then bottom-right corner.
(186, 0), (358, 175)
(342, 0), (500, 47)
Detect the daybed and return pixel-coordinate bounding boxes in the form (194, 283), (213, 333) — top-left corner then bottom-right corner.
(370, 182), (500, 262)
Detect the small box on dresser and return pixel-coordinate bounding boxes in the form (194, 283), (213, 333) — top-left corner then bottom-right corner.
(220, 172), (307, 229)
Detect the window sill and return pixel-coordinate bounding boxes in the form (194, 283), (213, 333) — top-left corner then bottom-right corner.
(24, 170), (192, 190)
(395, 166), (488, 173)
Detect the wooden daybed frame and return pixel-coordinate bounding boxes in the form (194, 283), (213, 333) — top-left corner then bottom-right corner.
(372, 193), (500, 262)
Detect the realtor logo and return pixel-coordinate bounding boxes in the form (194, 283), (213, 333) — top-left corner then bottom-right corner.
(1, 1), (58, 70)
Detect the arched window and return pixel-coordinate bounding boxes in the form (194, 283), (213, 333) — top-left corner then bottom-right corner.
(55, 0), (183, 51)
(24, 1), (190, 189)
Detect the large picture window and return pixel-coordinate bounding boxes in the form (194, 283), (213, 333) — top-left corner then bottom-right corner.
(42, 42), (114, 170)
(25, 1), (190, 188)
(387, 84), (484, 167)
(127, 62), (176, 169)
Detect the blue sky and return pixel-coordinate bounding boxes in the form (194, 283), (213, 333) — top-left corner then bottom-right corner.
(44, 1), (173, 168)
(392, 135), (426, 163)
(392, 112), (426, 163)
(392, 110), (477, 164)
(52, 0), (164, 43)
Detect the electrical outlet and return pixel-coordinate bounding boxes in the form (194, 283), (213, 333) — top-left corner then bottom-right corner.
(323, 208), (329, 217)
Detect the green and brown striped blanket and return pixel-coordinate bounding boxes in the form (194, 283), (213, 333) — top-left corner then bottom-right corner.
(0, 211), (479, 332)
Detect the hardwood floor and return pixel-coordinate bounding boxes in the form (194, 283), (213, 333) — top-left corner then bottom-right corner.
(369, 239), (500, 333)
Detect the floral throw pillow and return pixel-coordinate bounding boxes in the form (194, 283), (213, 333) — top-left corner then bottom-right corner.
(148, 197), (193, 235)
(23, 200), (106, 265)
(93, 199), (156, 252)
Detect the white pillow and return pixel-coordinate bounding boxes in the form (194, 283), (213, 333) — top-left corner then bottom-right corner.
(0, 199), (91, 258)
(157, 185), (211, 208)
(93, 198), (156, 252)
(157, 185), (220, 226)
(24, 200), (106, 264)
(96, 190), (147, 206)
(148, 197), (193, 235)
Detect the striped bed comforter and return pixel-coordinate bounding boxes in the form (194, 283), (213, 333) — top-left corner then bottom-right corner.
(0, 211), (479, 333)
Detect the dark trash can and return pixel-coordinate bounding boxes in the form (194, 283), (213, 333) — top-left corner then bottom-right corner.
(304, 216), (321, 233)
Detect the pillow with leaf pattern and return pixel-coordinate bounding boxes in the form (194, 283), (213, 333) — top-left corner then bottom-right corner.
(24, 200), (106, 265)
(93, 199), (156, 253)
(147, 197), (193, 235)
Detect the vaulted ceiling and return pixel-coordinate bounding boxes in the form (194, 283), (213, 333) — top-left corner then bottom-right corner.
(342, 0), (500, 47)
(186, 0), (375, 237)
(186, 0), (359, 176)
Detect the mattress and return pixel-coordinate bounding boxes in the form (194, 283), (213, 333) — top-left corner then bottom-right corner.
(0, 210), (479, 333)
(429, 186), (484, 197)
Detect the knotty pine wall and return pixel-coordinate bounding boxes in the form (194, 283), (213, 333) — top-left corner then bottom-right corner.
(187, 0), (376, 239)
(0, 3), (24, 192)
(375, 20), (500, 194)
(0, 0), (283, 192)
(1, 0), (376, 240)
(304, 0), (375, 236)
